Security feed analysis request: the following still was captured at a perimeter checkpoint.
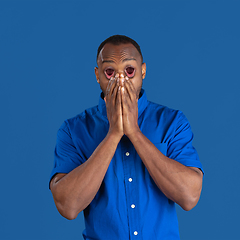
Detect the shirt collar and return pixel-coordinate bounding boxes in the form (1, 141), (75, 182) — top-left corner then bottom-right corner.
(98, 89), (148, 119)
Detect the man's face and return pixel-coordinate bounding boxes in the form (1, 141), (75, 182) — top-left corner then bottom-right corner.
(95, 43), (146, 98)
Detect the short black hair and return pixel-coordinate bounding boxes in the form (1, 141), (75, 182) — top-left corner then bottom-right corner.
(97, 35), (143, 63)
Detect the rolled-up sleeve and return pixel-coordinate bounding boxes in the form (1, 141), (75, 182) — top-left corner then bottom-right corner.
(49, 121), (84, 187)
(167, 111), (204, 174)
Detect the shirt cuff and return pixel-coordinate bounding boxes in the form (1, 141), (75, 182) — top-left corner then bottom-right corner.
(49, 162), (79, 189)
(178, 159), (204, 175)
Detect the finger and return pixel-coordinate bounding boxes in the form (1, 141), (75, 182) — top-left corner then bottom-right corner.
(106, 77), (117, 101)
(108, 77), (116, 94)
(116, 86), (122, 115)
(122, 87), (133, 114)
(121, 86), (129, 114)
(105, 78), (114, 97)
(119, 74), (125, 87)
(124, 79), (136, 101)
(111, 81), (119, 106)
(126, 77), (136, 95)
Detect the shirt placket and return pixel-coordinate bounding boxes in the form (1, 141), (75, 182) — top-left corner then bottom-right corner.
(121, 137), (140, 240)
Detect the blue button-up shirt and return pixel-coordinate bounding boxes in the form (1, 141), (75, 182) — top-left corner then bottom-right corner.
(50, 89), (203, 240)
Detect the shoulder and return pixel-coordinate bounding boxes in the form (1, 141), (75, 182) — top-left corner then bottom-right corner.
(146, 101), (184, 121)
(59, 105), (99, 132)
(67, 105), (98, 123)
(145, 101), (191, 134)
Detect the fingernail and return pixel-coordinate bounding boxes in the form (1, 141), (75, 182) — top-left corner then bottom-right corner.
(115, 73), (119, 78)
(125, 77), (129, 81)
(120, 73), (124, 78)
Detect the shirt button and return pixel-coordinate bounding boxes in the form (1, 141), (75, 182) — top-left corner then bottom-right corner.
(131, 204), (136, 209)
(128, 178), (133, 182)
(125, 152), (130, 156)
(134, 231), (138, 236)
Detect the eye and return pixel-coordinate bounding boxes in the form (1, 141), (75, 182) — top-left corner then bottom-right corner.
(104, 68), (115, 79)
(125, 66), (135, 78)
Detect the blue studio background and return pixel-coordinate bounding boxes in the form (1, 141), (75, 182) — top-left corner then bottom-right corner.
(1, 1), (239, 239)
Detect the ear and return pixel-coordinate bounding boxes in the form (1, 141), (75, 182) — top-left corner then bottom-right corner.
(141, 63), (146, 79)
(95, 67), (99, 83)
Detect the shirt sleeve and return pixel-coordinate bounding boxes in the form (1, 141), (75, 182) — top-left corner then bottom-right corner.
(167, 111), (204, 174)
(49, 121), (84, 187)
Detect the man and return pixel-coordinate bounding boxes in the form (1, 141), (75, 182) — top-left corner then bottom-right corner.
(50, 35), (203, 240)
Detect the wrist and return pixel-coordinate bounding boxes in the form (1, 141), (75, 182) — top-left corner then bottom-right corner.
(126, 127), (142, 141)
(107, 130), (123, 143)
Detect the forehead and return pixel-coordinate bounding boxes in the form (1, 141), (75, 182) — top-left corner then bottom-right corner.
(98, 43), (141, 64)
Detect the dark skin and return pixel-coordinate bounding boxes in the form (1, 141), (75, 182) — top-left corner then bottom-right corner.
(50, 43), (203, 220)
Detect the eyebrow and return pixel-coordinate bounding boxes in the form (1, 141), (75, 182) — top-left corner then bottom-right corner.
(102, 58), (137, 64)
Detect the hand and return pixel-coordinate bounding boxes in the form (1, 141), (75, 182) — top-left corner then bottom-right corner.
(104, 74), (124, 138)
(121, 77), (140, 137)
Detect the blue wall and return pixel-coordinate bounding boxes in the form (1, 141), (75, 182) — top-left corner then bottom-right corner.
(0, 1), (239, 239)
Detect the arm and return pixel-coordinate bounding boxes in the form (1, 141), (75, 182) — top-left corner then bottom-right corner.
(121, 79), (203, 211)
(128, 131), (203, 211)
(50, 133), (121, 220)
(50, 77), (123, 220)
